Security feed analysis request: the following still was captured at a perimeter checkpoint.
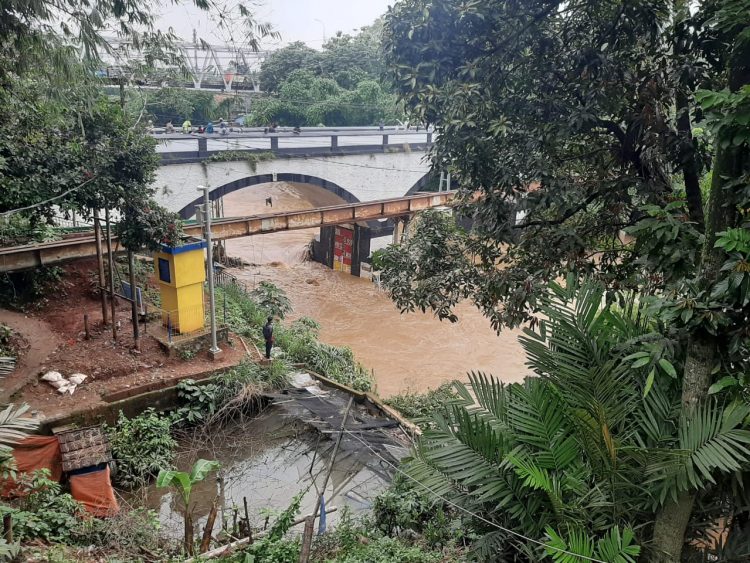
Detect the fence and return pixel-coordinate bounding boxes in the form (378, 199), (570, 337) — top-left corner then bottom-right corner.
(139, 267), (247, 345)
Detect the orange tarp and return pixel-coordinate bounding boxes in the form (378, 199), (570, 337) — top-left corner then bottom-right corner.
(2, 436), (63, 497)
(69, 466), (119, 517)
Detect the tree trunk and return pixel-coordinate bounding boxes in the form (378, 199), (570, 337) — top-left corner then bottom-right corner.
(184, 512), (194, 556)
(650, 32), (750, 563)
(673, 0), (704, 229)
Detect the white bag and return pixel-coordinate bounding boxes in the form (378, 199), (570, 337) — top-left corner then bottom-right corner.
(69, 374), (87, 385)
(41, 371), (63, 383)
(57, 384), (72, 394)
(48, 379), (69, 389)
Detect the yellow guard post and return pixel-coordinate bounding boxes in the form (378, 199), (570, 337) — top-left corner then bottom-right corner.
(154, 239), (207, 334)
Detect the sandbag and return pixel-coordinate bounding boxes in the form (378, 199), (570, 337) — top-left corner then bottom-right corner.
(69, 374), (87, 385)
(48, 379), (69, 389)
(69, 466), (119, 517)
(41, 371), (63, 383)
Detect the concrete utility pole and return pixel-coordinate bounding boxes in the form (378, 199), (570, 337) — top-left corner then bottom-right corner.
(199, 186), (221, 359)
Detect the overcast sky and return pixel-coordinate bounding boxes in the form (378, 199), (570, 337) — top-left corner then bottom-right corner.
(156, 0), (394, 49)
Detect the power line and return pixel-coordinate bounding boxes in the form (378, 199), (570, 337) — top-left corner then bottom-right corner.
(0, 176), (99, 218)
(342, 429), (608, 563)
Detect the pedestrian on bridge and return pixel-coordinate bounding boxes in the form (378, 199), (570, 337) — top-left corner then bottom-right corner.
(165, 121), (175, 133)
(206, 121), (214, 134)
(263, 316), (274, 359)
(182, 119), (192, 134)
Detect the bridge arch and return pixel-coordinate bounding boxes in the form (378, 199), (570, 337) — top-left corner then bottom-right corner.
(176, 172), (360, 219)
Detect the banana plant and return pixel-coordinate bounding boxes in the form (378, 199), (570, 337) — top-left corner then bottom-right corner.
(157, 459), (220, 556)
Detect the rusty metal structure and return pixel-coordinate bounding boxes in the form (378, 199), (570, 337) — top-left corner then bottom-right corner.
(0, 192), (455, 273)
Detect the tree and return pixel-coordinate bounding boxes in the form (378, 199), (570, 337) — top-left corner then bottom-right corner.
(320, 18), (386, 86)
(258, 42), (323, 93)
(157, 459), (221, 556)
(402, 279), (750, 561)
(382, 0), (750, 559)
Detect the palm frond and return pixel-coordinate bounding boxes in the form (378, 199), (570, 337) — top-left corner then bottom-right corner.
(0, 403), (37, 448)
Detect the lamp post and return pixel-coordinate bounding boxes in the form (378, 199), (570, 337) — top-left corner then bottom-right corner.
(198, 186), (221, 359)
(314, 19), (326, 43)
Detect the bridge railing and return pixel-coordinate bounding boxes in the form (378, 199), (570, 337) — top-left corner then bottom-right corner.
(153, 130), (434, 163)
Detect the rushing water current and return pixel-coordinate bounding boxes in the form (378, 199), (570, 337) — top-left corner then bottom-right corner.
(222, 182), (529, 397)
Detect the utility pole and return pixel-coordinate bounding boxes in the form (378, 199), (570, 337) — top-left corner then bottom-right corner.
(199, 186), (221, 359)
(93, 212), (108, 325)
(128, 250), (140, 351)
(105, 208), (117, 342)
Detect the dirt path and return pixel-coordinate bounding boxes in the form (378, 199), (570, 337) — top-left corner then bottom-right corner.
(0, 309), (61, 401)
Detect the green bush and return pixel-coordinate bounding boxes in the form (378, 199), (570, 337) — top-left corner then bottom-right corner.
(0, 470), (82, 543)
(311, 508), (458, 563)
(249, 281), (293, 319)
(173, 361), (291, 426)
(275, 318), (374, 391)
(219, 285), (374, 391)
(372, 476), (462, 549)
(106, 408), (176, 488)
(383, 382), (458, 424)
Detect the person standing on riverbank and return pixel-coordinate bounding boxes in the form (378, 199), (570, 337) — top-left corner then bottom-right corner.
(263, 316), (274, 359)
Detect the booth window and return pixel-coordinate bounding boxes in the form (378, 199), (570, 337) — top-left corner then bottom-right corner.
(158, 258), (171, 283)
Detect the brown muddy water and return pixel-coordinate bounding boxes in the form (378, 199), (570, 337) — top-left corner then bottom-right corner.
(221, 182), (529, 397)
(138, 407), (392, 540)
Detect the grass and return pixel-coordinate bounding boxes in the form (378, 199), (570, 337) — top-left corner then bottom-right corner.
(217, 284), (375, 392)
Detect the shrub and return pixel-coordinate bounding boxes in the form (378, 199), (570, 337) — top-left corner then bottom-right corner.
(383, 382), (458, 424)
(311, 508), (458, 563)
(106, 408), (176, 488)
(249, 281), (292, 319)
(0, 469), (83, 543)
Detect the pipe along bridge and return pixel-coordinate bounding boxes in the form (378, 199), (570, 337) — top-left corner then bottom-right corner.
(0, 192), (454, 273)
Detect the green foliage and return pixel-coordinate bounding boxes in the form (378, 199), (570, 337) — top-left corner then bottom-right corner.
(156, 459), (221, 507)
(0, 403), (38, 475)
(174, 361), (290, 425)
(236, 492), (303, 562)
(380, 210), (472, 324)
(106, 408), (176, 488)
(204, 151), (274, 171)
(71, 506), (162, 557)
(259, 21), (384, 94)
(218, 284), (374, 391)
(141, 88), (220, 125)
(249, 281), (292, 319)
(252, 21), (400, 127)
(401, 279), (750, 559)
(274, 318), (374, 391)
(0, 266), (64, 308)
(0, 469), (83, 543)
(373, 476), (462, 549)
(325, 536), (443, 563)
(383, 383), (458, 424)
(312, 508), (459, 563)
(545, 526), (640, 563)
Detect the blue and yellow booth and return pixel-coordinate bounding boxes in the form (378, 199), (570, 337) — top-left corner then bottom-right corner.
(154, 238), (207, 334)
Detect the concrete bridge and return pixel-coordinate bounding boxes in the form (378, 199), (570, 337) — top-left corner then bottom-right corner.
(153, 129), (434, 218)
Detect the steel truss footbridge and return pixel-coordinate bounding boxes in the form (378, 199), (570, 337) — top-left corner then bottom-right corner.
(101, 37), (268, 92)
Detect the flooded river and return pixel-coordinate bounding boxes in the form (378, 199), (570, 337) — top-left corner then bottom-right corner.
(222, 182), (529, 397)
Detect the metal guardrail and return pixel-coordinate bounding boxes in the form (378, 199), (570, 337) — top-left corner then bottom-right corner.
(154, 130), (434, 163)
